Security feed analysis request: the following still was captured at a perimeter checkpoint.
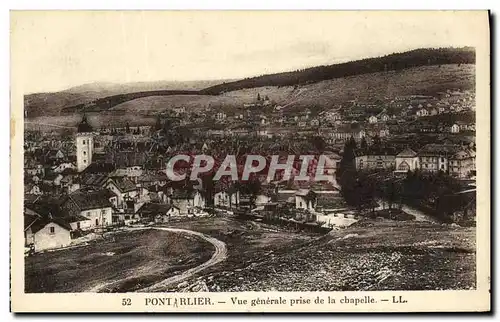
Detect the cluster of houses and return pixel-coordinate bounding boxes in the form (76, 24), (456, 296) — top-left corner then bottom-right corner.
(354, 143), (476, 179)
(24, 116), (346, 253)
(23, 87), (476, 252)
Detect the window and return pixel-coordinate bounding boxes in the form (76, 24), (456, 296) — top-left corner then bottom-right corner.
(83, 140), (86, 145)
(95, 218), (99, 226)
(83, 151), (86, 156)
(101, 209), (106, 215)
(83, 159), (87, 164)
(49, 226), (55, 234)
(441, 157), (444, 162)
(77, 222), (80, 229)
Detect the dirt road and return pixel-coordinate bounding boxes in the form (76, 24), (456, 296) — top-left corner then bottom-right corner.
(86, 227), (227, 292)
(376, 200), (438, 223)
(138, 227), (227, 292)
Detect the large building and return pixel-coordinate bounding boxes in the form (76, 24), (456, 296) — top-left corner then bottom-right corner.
(418, 144), (461, 173)
(76, 115), (94, 172)
(355, 147), (397, 170)
(395, 148), (419, 173)
(448, 150), (476, 179)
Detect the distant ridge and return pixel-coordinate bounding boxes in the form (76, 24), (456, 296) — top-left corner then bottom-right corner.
(199, 47), (475, 95)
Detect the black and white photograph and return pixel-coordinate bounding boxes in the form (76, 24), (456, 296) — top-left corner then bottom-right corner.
(10, 10), (490, 312)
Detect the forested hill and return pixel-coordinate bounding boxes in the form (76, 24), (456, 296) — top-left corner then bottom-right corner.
(199, 47), (475, 95)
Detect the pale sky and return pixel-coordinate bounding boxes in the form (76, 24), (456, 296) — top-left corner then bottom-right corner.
(11, 11), (487, 94)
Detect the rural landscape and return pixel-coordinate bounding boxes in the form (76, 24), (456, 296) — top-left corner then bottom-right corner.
(24, 46), (477, 293)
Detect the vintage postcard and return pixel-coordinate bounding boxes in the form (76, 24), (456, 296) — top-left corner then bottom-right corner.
(10, 10), (490, 312)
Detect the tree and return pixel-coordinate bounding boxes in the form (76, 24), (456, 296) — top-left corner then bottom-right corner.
(360, 137), (368, 151)
(125, 122), (130, 133)
(154, 115), (163, 131)
(311, 136), (326, 152)
(257, 93), (261, 101)
(265, 95), (269, 101)
(337, 137), (357, 180)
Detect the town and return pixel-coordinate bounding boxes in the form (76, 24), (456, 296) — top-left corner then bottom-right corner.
(24, 87), (476, 255)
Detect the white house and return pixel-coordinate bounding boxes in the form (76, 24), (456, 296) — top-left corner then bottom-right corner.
(137, 203), (181, 223)
(169, 190), (206, 215)
(416, 108), (429, 117)
(51, 162), (76, 173)
(214, 188), (240, 208)
(294, 189), (317, 211)
(24, 207), (72, 252)
(60, 189), (114, 230)
(395, 148), (419, 173)
(450, 124), (460, 133)
(368, 115), (378, 124)
(104, 178), (138, 209)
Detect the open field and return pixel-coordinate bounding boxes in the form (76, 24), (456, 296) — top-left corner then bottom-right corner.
(162, 217), (475, 292)
(24, 229), (214, 293)
(25, 216), (475, 293)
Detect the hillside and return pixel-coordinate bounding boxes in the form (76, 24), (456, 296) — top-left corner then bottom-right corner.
(24, 79), (228, 117)
(111, 64), (475, 115)
(200, 47), (475, 95)
(24, 47), (474, 118)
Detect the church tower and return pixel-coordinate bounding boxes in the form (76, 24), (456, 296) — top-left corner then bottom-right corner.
(76, 114), (94, 172)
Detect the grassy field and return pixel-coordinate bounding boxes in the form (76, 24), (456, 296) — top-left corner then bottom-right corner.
(24, 229), (213, 293)
(25, 217), (476, 293)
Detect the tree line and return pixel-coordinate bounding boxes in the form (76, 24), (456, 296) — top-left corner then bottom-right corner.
(200, 47), (475, 95)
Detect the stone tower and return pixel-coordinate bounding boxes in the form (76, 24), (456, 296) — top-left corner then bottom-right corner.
(76, 114), (94, 172)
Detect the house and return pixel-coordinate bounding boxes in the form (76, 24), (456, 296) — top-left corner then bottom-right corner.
(416, 108), (429, 117)
(105, 177), (138, 209)
(42, 172), (63, 186)
(51, 162), (76, 174)
(169, 189), (206, 215)
(324, 110), (342, 121)
(310, 118), (320, 127)
(377, 112), (390, 122)
(319, 126), (365, 143)
(137, 203), (180, 223)
(60, 189), (114, 230)
(418, 144), (461, 173)
(24, 206), (72, 252)
(450, 124), (460, 133)
(60, 174), (80, 194)
(295, 189), (317, 211)
(395, 148), (419, 173)
(355, 147), (397, 170)
(215, 111), (227, 121)
(25, 183), (42, 195)
(44, 149), (65, 163)
(368, 115), (378, 124)
(26, 164), (45, 177)
(214, 186), (240, 209)
(448, 150), (476, 179)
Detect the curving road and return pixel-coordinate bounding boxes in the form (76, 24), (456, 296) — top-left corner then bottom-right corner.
(375, 199), (438, 223)
(87, 226), (227, 293)
(138, 227), (227, 292)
